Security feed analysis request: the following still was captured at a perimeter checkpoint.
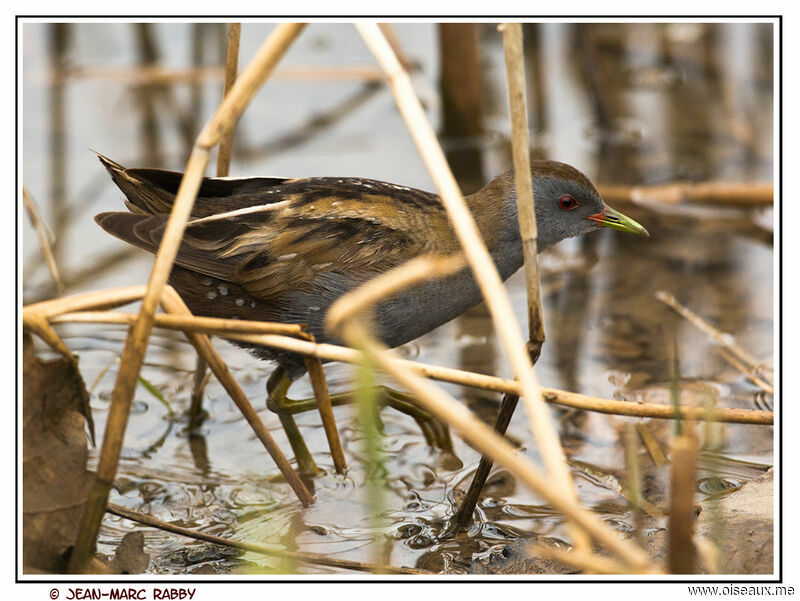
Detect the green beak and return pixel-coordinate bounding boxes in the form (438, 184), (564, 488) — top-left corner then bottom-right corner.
(587, 205), (649, 237)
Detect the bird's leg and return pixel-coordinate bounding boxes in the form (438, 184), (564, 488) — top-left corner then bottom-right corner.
(452, 392), (520, 529)
(382, 387), (454, 453)
(266, 366), (320, 476)
(452, 342), (540, 529)
(267, 382), (453, 452)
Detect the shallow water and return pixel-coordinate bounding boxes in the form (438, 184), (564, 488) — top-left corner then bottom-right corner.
(22, 22), (774, 574)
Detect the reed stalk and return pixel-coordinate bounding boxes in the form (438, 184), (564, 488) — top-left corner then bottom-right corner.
(355, 22), (582, 549)
(191, 22), (242, 427)
(159, 287), (313, 506)
(35, 305), (773, 426)
(23, 187), (65, 296)
(325, 255), (657, 571)
(656, 291), (772, 385)
(598, 181), (773, 208)
(66, 23), (306, 573)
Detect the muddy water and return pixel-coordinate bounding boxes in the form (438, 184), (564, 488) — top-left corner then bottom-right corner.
(22, 22), (774, 574)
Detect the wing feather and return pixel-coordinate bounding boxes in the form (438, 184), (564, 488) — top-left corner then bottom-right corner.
(96, 157), (458, 301)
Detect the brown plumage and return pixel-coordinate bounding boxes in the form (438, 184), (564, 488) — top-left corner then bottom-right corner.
(95, 154), (647, 380)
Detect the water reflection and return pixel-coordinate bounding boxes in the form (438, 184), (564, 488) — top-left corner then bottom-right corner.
(22, 21), (773, 574)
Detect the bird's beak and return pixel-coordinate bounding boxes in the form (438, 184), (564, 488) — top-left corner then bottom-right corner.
(587, 205), (649, 237)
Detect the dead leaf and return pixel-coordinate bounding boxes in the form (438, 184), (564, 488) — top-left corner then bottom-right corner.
(22, 334), (93, 573)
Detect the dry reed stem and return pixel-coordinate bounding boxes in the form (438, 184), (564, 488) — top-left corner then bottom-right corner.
(215, 23), (241, 178)
(34, 305), (772, 425)
(717, 348), (774, 394)
(324, 255), (654, 570)
(198, 23), (306, 148)
(500, 23), (546, 350)
(23, 285), (147, 320)
(501, 23), (588, 547)
(355, 22), (581, 541)
(23, 187), (65, 296)
(668, 432), (699, 574)
(61, 64), (385, 84)
(303, 355), (347, 473)
(106, 503), (425, 575)
(636, 422), (667, 466)
(377, 23), (412, 69)
(22, 315), (74, 362)
(51, 311), (306, 337)
(597, 181), (773, 208)
(68, 24), (306, 572)
(193, 22), (241, 424)
(69, 153), (207, 572)
(23, 285), (149, 363)
(159, 288), (313, 506)
(338, 320), (656, 571)
(656, 291), (772, 384)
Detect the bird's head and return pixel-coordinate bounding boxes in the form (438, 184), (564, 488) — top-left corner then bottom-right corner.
(524, 160), (648, 250)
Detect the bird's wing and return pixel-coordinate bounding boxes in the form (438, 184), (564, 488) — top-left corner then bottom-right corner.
(97, 154), (292, 218)
(96, 177), (458, 300)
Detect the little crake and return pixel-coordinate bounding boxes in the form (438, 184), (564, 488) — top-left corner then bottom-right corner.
(95, 156), (647, 381)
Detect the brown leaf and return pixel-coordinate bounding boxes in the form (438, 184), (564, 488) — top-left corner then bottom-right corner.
(22, 334), (93, 573)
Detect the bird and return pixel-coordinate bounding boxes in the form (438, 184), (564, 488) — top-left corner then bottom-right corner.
(94, 155), (648, 468)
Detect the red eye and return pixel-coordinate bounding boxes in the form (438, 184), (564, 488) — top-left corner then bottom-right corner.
(559, 195), (579, 211)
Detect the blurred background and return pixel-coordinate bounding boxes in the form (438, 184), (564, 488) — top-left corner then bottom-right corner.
(21, 22), (774, 574)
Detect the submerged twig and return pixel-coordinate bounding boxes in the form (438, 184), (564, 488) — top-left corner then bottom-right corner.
(717, 348), (773, 394)
(106, 503), (426, 575)
(23, 187), (65, 296)
(656, 291), (772, 385)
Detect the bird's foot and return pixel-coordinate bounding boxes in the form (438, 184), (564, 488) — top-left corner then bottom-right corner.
(267, 367), (321, 477)
(267, 368), (453, 455)
(378, 387), (454, 453)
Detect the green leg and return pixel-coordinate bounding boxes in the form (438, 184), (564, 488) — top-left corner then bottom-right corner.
(383, 387), (454, 453)
(267, 367), (320, 476)
(267, 378), (453, 453)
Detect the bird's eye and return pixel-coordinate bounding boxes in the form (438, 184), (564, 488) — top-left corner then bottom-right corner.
(559, 195), (579, 211)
